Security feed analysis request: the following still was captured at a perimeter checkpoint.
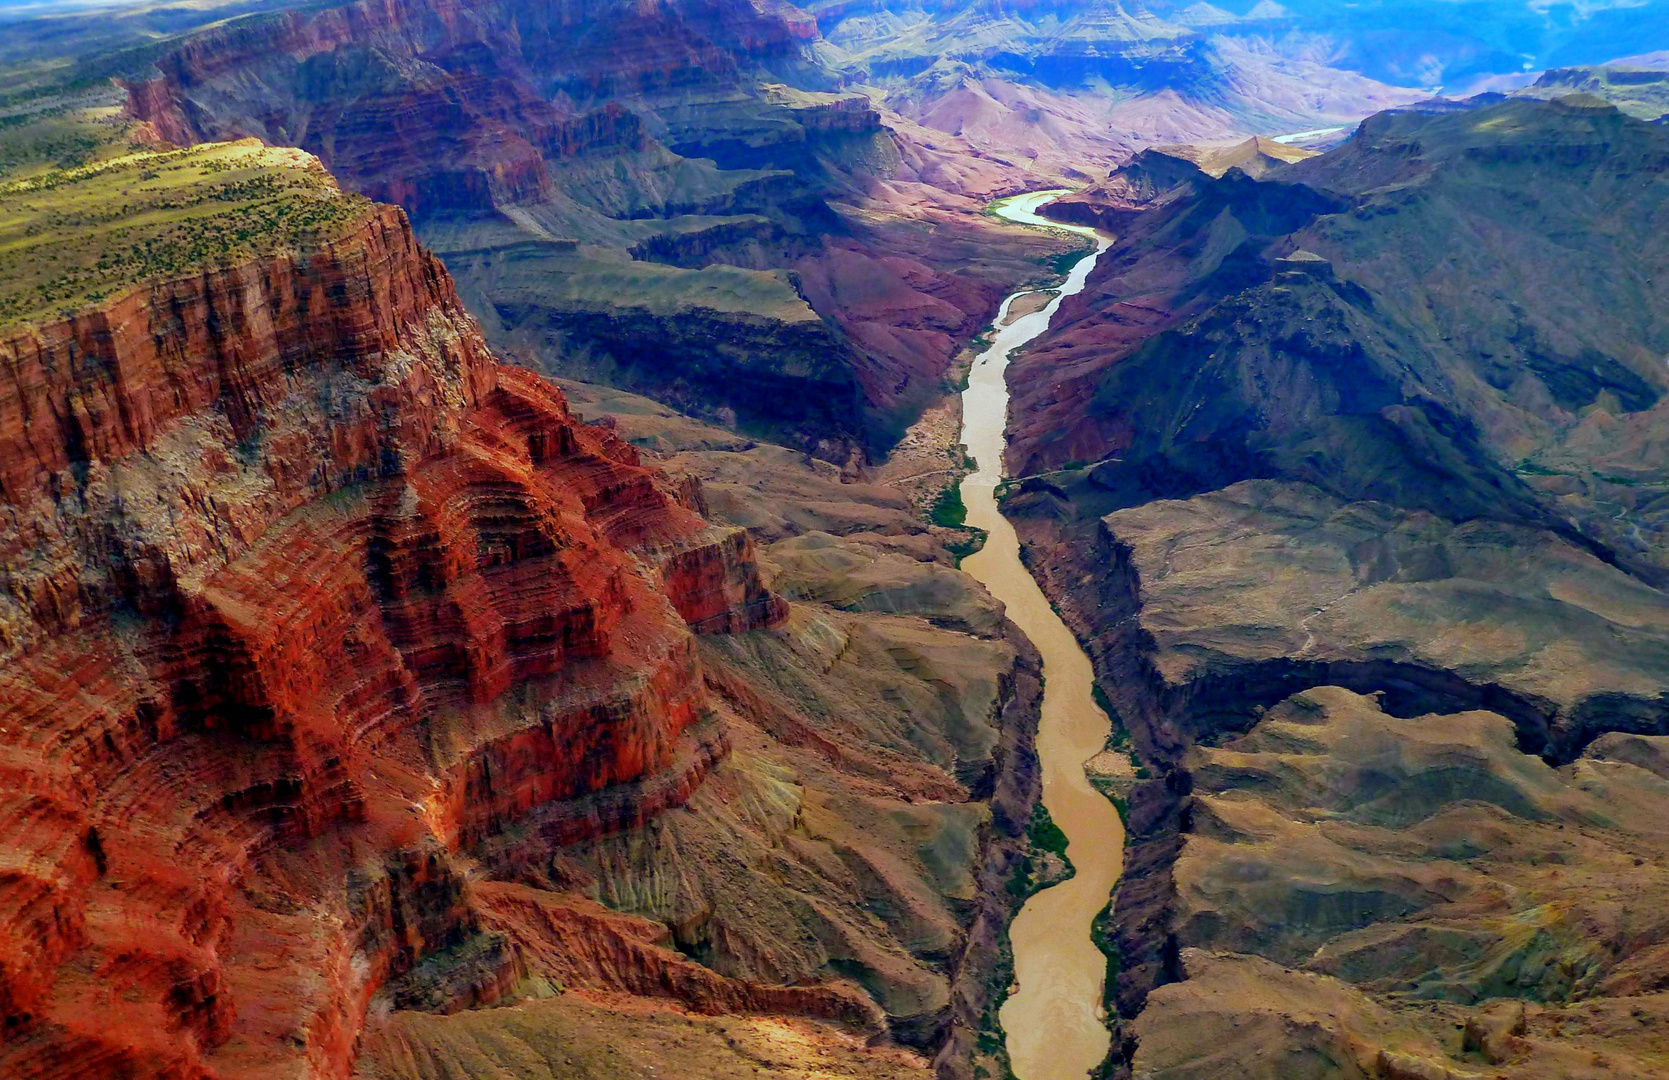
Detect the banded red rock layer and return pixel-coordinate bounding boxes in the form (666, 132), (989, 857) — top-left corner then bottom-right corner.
(471, 883), (881, 1027)
(0, 201), (782, 1078)
(121, 0), (816, 222)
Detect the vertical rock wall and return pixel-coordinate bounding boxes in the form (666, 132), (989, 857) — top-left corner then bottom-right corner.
(0, 202), (783, 1077)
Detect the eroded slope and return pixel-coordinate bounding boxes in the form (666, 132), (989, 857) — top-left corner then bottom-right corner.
(0, 108), (1052, 1080)
(97, 0), (1084, 455)
(1000, 95), (1669, 1078)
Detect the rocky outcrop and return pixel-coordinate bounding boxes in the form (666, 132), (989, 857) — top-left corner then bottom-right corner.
(119, 0), (818, 222)
(484, 293), (869, 449)
(1114, 689), (1669, 1080)
(417, 381), (1053, 1079)
(1011, 98), (1669, 577)
(354, 989), (931, 1080)
(1000, 96), (1669, 1079)
(112, 0), (1050, 458)
(1010, 479), (1669, 1078)
(0, 196), (787, 1078)
(1042, 136), (1318, 231)
(1516, 62), (1669, 120)
(469, 882), (882, 1027)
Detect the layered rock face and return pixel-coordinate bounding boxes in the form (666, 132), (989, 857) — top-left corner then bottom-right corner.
(0, 187), (789, 1078)
(122, 0), (821, 217)
(116, 0), (1045, 455)
(1025, 97), (1669, 578)
(1002, 96), (1669, 1077)
(351, 378), (1052, 1080)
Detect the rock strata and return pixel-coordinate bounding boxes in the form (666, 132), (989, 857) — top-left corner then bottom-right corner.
(106, 0), (1106, 460)
(382, 375), (1052, 1080)
(0, 183), (787, 1079)
(1002, 96), (1669, 1079)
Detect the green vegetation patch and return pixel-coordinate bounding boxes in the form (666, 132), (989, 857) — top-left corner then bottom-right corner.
(1037, 245), (1092, 280)
(930, 481), (968, 528)
(1090, 897), (1121, 1018)
(1026, 802), (1069, 859)
(0, 109), (374, 331)
(945, 529), (986, 567)
(1007, 800), (1077, 901)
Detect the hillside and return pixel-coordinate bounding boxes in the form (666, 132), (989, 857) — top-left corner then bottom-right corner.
(88, 0), (1089, 456)
(8, 5), (1669, 1080)
(812, 0), (1426, 179)
(1008, 94), (1669, 1078)
(0, 104), (1048, 1080)
(1517, 59), (1669, 120)
(0, 0), (1452, 460)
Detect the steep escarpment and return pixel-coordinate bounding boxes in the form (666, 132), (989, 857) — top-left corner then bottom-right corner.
(0, 113), (1051, 1080)
(1517, 61), (1669, 120)
(109, 0), (1069, 455)
(445, 245), (868, 448)
(347, 378), (1050, 1080)
(119, 0), (823, 218)
(1004, 97), (1669, 1078)
(0, 139), (799, 1078)
(1042, 135), (1319, 232)
(1022, 97), (1669, 575)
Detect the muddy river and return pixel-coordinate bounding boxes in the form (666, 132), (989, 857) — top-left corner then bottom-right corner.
(958, 191), (1125, 1080)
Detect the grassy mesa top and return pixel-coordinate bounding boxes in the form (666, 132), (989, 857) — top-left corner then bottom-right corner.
(0, 108), (374, 332)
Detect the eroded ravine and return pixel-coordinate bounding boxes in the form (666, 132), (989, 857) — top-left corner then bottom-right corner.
(959, 193), (1125, 1080)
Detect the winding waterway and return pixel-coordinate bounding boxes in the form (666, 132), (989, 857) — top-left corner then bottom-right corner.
(958, 192), (1126, 1080)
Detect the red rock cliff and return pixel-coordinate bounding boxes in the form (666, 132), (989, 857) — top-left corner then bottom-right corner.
(121, 0), (815, 221)
(0, 200), (782, 1078)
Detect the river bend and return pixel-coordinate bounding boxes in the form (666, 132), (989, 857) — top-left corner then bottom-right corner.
(958, 192), (1126, 1080)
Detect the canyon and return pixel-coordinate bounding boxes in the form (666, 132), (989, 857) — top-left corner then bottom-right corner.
(812, 0), (1428, 179)
(103, 0), (1087, 455)
(7, 0), (1669, 1078)
(9, 0), (1454, 459)
(956, 193), (1122, 1080)
(0, 114), (1050, 1080)
(1002, 94), (1669, 1077)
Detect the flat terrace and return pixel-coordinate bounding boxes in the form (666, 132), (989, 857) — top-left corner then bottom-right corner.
(0, 97), (373, 331)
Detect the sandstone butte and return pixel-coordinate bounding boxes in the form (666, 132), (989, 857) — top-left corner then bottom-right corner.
(0, 141), (813, 1079)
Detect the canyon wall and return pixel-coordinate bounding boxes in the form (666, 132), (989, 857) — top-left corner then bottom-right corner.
(112, 0), (871, 450)
(342, 377), (1056, 1080)
(1007, 97), (1669, 1078)
(113, 0), (1078, 457)
(0, 196), (790, 1079)
(119, 0), (820, 217)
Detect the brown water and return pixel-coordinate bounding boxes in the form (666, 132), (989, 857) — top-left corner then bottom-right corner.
(958, 192), (1126, 1080)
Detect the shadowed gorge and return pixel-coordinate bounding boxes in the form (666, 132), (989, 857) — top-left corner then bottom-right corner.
(0, 107), (1049, 1080)
(99, 0), (1094, 457)
(33, 0), (1461, 461)
(956, 193), (1124, 1080)
(1001, 93), (1669, 1079)
(8, 1), (1669, 1079)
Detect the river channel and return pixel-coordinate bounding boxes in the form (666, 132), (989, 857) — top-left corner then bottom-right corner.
(957, 191), (1126, 1080)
